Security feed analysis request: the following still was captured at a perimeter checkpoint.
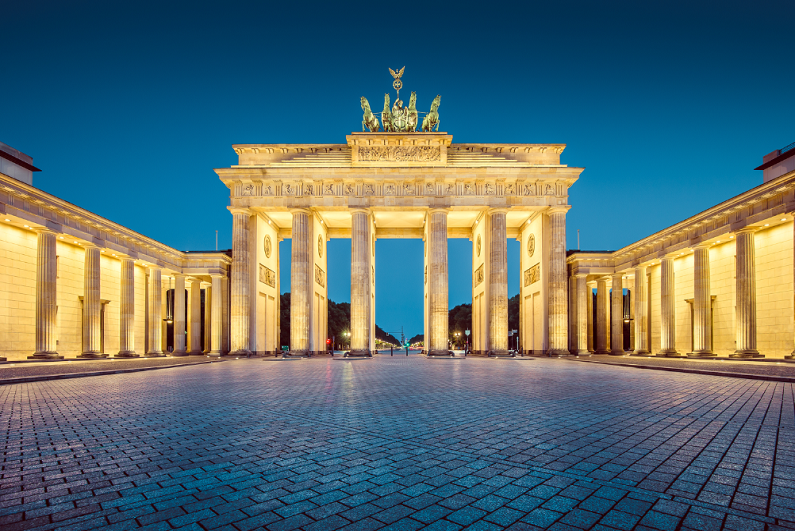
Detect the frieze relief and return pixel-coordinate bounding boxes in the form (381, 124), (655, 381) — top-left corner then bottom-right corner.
(363, 184), (375, 195)
(259, 264), (276, 288)
(524, 264), (540, 287)
(358, 146), (441, 162)
(474, 264), (484, 287)
(384, 184), (396, 195)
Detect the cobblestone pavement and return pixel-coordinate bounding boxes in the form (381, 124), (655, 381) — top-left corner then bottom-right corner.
(577, 356), (795, 379)
(0, 357), (217, 381)
(1, 357), (794, 531)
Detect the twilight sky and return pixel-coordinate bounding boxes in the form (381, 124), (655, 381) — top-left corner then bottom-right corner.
(4, 0), (794, 338)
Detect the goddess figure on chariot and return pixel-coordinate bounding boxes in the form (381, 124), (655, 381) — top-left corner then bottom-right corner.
(360, 67), (441, 133)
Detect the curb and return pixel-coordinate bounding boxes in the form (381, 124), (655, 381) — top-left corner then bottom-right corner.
(0, 360), (224, 386)
(573, 359), (795, 383)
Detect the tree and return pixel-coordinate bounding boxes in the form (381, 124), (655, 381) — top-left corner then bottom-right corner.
(448, 303), (472, 348)
(409, 334), (424, 345)
(279, 293), (290, 349)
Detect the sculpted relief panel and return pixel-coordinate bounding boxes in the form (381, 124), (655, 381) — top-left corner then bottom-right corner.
(474, 264), (484, 288)
(358, 146), (441, 162)
(315, 264), (325, 287)
(524, 264), (540, 287)
(259, 264), (276, 288)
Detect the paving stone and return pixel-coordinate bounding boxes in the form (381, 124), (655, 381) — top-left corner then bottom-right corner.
(1, 358), (792, 531)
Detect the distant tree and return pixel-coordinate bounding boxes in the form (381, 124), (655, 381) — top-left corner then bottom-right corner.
(508, 293), (520, 332)
(328, 300), (350, 343)
(375, 325), (400, 346)
(409, 334), (424, 345)
(448, 303), (472, 348)
(279, 293), (290, 348)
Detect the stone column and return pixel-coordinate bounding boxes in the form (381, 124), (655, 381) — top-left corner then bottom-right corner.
(547, 206), (570, 356)
(79, 245), (105, 358)
(172, 274), (187, 355)
(209, 275), (224, 356)
(117, 258), (137, 357)
(575, 275), (590, 355)
(30, 229), (61, 359)
(203, 284), (211, 353)
(733, 229), (761, 358)
(230, 209), (252, 356)
(428, 209), (449, 356)
(594, 277), (609, 353)
(350, 209), (371, 356)
(690, 244), (715, 357)
(657, 255), (678, 356)
(188, 279), (201, 354)
(632, 266), (649, 355)
(610, 273), (625, 355)
(586, 282), (594, 352)
(488, 208), (508, 355)
(290, 208), (311, 355)
(147, 267), (163, 356)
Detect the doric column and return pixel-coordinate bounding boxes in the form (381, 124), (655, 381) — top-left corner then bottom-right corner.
(290, 208), (312, 355)
(632, 266), (649, 355)
(350, 209), (371, 356)
(209, 275), (224, 356)
(657, 255), (678, 356)
(488, 208), (508, 355)
(147, 267), (163, 356)
(30, 229), (61, 359)
(547, 206), (570, 356)
(610, 273), (625, 355)
(117, 258), (137, 357)
(587, 282), (595, 352)
(575, 275), (590, 355)
(428, 209), (449, 355)
(230, 208), (252, 355)
(691, 244), (715, 357)
(203, 284), (211, 353)
(594, 277), (609, 353)
(188, 279), (201, 354)
(172, 274), (187, 355)
(79, 244), (104, 358)
(733, 229), (761, 358)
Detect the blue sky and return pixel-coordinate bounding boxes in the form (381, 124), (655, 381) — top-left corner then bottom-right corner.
(4, 0), (793, 337)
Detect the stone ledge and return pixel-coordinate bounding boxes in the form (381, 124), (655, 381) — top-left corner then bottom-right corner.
(573, 358), (795, 383)
(0, 360), (222, 386)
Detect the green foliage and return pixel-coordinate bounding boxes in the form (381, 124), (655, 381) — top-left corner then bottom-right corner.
(409, 334), (423, 344)
(508, 293), (520, 333)
(328, 299), (350, 341)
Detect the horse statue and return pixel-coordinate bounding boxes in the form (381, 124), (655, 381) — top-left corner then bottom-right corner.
(422, 95), (441, 132)
(407, 92), (418, 132)
(381, 93), (393, 132)
(360, 97), (380, 132)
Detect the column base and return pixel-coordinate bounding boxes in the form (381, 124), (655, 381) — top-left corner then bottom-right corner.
(145, 351), (165, 357)
(730, 350), (764, 358)
(489, 350), (512, 357)
(656, 350), (684, 357)
(171, 351), (189, 357)
(428, 350), (453, 357)
(575, 350), (592, 357)
(630, 350), (650, 356)
(78, 352), (109, 359)
(546, 349), (572, 358)
(687, 351), (717, 358)
(188, 350), (204, 356)
(348, 349), (372, 357)
(230, 349), (253, 357)
(28, 352), (63, 360)
(0, 357), (6, 363)
(115, 351), (139, 358)
(593, 349), (611, 355)
(609, 349), (628, 356)
(207, 351), (224, 357)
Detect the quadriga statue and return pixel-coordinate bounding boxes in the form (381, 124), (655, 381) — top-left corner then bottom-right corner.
(422, 95), (441, 132)
(381, 94), (393, 132)
(360, 97), (380, 132)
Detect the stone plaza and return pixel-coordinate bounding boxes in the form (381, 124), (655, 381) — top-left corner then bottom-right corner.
(1, 357), (794, 531)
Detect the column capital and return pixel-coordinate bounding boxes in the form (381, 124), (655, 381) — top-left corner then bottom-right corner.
(487, 207), (508, 215)
(427, 207), (449, 215)
(547, 205), (571, 215)
(289, 207), (312, 215)
(693, 242), (712, 250)
(734, 226), (760, 235)
(349, 207), (370, 215)
(82, 242), (100, 249)
(33, 227), (58, 235)
(228, 206), (252, 216)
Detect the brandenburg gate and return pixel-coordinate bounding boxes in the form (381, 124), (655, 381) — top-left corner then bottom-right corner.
(215, 71), (583, 357)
